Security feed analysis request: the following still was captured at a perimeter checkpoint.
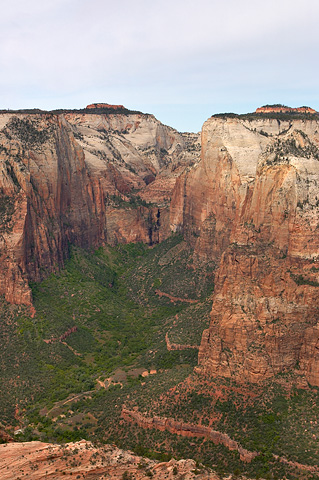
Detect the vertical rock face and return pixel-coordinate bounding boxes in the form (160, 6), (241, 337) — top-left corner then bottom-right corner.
(23, 116), (106, 281)
(170, 113), (319, 386)
(170, 117), (266, 265)
(0, 114), (106, 304)
(0, 108), (200, 305)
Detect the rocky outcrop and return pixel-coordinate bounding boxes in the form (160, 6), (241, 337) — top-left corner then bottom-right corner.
(0, 440), (220, 480)
(255, 105), (317, 114)
(299, 324), (319, 386)
(156, 290), (199, 304)
(0, 427), (13, 443)
(85, 102), (126, 110)
(170, 116), (262, 265)
(169, 113), (319, 386)
(2, 438), (316, 479)
(0, 109), (199, 305)
(122, 407), (257, 462)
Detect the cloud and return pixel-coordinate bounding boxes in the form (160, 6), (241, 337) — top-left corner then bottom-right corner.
(0, 0), (319, 130)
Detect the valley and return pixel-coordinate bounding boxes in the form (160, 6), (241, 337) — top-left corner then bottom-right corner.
(0, 104), (319, 479)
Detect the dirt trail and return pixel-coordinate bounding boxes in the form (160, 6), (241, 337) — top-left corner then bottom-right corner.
(155, 290), (199, 304)
(165, 332), (199, 351)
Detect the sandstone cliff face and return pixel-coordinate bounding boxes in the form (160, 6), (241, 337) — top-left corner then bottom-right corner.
(0, 114), (105, 305)
(86, 102), (126, 110)
(0, 108), (199, 305)
(170, 116), (268, 265)
(170, 114), (319, 386)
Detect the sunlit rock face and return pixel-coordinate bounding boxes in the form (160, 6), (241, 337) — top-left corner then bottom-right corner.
(0, 440), (220, 480)
(0, 107), (199, 305)
(170, 113), (319, 386)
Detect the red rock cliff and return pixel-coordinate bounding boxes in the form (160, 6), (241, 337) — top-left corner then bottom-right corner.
(0, 110), (199, 305)
(170, 115), (319, 386)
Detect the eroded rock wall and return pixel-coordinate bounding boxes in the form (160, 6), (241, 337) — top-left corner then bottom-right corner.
(0, 109), (200, 305)
(2, 106), (319, 388)
(170, 115), (319, 386)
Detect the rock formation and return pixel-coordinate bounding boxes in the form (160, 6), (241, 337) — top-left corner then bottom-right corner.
(0, 107), (199, 305)
(2, 103), (319, 388)
(122, 407), (257, 462)
(86, 102), (126, 110)
(165, 332), (199, 351)
(169, 112), (319, 386)
(255, 105), (317, 114)
(0, 440), (220, 480)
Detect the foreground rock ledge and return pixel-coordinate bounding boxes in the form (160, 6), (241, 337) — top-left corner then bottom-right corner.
(0, 440), (222, 480)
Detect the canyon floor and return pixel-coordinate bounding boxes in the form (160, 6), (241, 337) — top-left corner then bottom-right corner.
(0, 235), (318, 480)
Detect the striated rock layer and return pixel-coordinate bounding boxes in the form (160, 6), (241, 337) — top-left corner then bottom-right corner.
(169, 113), (319, 386)
(0, 106), (199, 305)
(0, 440), (220, 480)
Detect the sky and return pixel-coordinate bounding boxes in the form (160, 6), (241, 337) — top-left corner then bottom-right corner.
(1, 0), (319, 132)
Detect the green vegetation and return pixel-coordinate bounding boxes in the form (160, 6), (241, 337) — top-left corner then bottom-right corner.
(1, 234), (319, 479)
(0, 234), (212, 428)
(0, 194), (15, 234)
(105, 193), (154, 209)
(291, 273), (319, 287)
(0, 107), (143, 116)
(7, 117), (50, 146)
(108, 373), (319, 479)
(266, 136), (319, 161)
(213, 111), (319, 121)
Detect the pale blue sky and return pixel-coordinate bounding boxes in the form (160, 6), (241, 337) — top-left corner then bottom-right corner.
(1, 0), (319, 132)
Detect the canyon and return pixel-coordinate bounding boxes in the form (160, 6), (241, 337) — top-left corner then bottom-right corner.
(1, 105), (319, 387)
(1, 104), (319, 479)
(0, 105), (199, 306)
